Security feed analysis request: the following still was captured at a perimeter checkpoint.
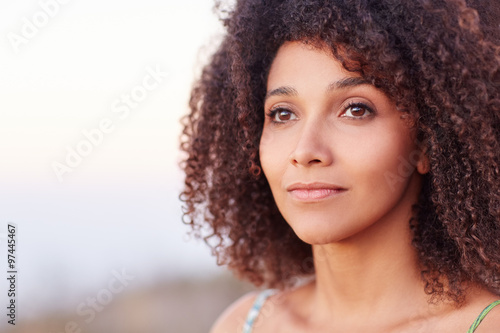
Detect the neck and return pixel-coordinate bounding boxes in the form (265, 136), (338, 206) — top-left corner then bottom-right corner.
(310, 192), (431, 323)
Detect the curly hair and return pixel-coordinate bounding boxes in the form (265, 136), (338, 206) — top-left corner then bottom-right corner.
(180, 0), (500, 303)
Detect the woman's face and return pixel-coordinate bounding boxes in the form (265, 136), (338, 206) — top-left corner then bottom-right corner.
(260, 41), (426, 244)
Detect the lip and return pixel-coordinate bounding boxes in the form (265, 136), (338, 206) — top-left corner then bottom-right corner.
(286, 182), (347, 202)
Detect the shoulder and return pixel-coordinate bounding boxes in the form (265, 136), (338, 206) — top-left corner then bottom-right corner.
(209, 291), (259, 333)
(210, 283), (312, 333)
(470, 298), (500, 333)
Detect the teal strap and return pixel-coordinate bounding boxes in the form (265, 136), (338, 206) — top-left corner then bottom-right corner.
(242, 290), (275, 333)
(467, 300), (500, 332)
(243, 294), (499, 332)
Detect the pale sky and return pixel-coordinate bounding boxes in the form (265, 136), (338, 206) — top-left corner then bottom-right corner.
(0, 0), (223, 184)
(0, 0), (229, 319)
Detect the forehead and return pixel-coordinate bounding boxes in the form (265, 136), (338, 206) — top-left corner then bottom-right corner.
(266, 41), (362, 90)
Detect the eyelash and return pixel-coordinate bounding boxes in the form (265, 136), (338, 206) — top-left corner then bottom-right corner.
(341, 102), (375, 119)
(266, 107), (295, 124)
(266, 102), (375, 124)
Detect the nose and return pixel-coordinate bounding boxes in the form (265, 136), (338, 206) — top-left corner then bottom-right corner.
(289, 120), (334, 167)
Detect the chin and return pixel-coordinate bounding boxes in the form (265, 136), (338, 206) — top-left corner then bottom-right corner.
(287, 217), (361, 245)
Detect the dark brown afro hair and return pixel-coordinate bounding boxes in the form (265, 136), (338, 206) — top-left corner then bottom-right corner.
(180, 0), (500, 303)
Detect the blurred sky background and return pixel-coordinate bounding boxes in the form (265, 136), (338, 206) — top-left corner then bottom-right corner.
(0, 0), (232, 325)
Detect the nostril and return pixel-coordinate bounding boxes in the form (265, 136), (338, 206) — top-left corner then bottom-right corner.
(291, 153), (331, 166)
(289, 138), (334, 166)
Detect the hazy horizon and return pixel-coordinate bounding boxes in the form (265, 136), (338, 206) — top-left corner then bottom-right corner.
(0, 0), (230, 323)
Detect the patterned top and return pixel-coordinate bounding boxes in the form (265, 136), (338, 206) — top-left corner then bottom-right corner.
(242, 290), (276, 333)
(243, 290), (500, 333)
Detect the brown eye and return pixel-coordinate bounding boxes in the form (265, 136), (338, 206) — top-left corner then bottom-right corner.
(277, 110), (291, 121)
(269, 108), (297, 123)
(343, 103), (373, 119)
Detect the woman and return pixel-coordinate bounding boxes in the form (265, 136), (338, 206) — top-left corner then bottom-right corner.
(181, 0), (500, 331)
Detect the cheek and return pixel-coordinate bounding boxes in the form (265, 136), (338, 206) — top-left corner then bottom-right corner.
(259, 129), (282, 184)
(259, 128), (296, 201)
(343, 128), (417, 193)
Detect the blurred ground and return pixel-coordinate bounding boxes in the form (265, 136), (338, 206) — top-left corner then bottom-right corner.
(5, 272), (254, 333)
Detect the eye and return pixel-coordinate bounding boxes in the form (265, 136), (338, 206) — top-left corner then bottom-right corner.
(267, 107), (297, 123)
(342, 103), (374, 119)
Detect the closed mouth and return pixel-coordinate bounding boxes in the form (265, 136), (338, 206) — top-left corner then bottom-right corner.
(286, 183), (347, 201)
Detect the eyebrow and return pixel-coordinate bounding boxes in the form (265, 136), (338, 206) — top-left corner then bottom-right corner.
(329, 76), (370, 90)
(265, 77), (371, 101)
(265, 86), (298, 100)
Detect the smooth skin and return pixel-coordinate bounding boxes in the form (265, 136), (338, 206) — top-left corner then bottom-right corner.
(210, 41), (500, 333)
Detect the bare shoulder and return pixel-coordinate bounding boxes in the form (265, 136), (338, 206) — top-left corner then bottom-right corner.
(470, 297), (500, 333)
(455, 288), (500, 333)
(209, 282), (314, 333)
(209, 291), (259, 333)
